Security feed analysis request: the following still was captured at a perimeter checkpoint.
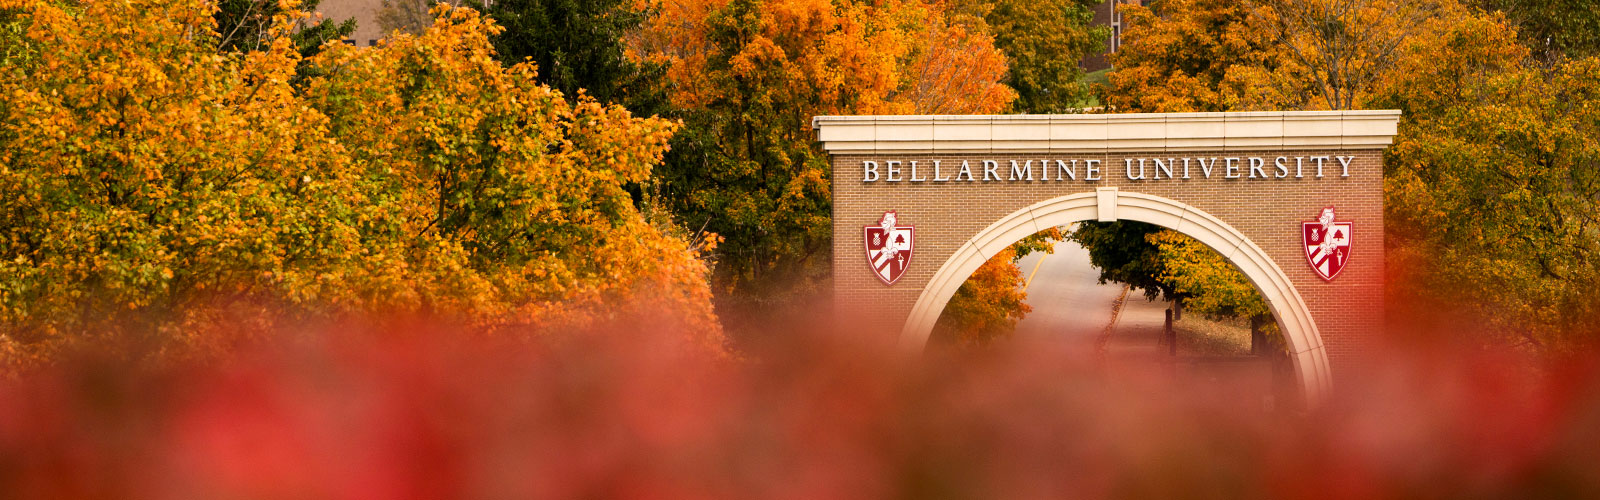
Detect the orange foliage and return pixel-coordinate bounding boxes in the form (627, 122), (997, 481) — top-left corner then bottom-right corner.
(630, 0), (1013, 320)
(0, 1), (723, 364)
(893, 11), (1017, 114)
(1108, 0), (1522, 113)
(1107, 0), (1600, 349)
(635, 0), (1013, 116)
(933, 246), (1031, 347)
(1105, 0), (1274, 112)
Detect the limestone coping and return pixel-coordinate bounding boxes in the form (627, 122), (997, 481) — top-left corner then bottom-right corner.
(811, 110), (1402, 154)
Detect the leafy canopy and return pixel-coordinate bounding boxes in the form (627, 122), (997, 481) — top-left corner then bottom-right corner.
(0, 0), (723, 364)
(954, 0), (1109, 112)
(468, 0), (668, 116)
(1108, 0), (1600, 350)
(633, 0), (1015, 327)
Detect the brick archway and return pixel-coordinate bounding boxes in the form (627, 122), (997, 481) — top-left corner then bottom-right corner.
(898, 189), (1329, 401)
(815, 111), (1401, 402)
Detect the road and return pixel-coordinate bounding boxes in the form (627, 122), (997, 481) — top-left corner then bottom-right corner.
(1011, 238), (1126, 344)
(1012, 240), (1279, 404)
(1012, 235), (1168, 355)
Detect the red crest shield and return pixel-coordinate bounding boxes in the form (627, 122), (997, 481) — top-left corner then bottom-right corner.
(1302, 207), (1353, 282)
(865, 211), (914, 285)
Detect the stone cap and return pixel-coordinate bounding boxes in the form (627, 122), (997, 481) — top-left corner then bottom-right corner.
(811, 110), (1402, 154)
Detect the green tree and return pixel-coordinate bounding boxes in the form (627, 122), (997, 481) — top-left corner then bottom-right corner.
(965, 0), (1109, 112)
(469, 0), (668, 116)
(656, 0), (837, 312)
(1473, 0), (1600, 60)
(1068, 221), (1174, 300)
(1146, 230), (1267, 319)
(1146, 229), (1279, 352)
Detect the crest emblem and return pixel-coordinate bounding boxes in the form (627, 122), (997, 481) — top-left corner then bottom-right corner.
(1302, 207), (1353, 281)
(865, 211), (914, 285)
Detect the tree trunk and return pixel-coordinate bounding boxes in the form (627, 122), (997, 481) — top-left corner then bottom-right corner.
(1249, 315), (1266, 356)
(1165, 308), (1176, 356)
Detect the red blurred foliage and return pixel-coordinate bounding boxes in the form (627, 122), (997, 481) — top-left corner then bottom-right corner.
(3, 317), (1600, 499)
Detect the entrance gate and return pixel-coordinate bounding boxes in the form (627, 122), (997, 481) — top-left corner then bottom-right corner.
(814, 111), (1401, 401)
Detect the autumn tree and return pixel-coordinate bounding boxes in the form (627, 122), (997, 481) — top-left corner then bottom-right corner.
(1109, 0), (1510, 112)
(892, 6), (1018, 114)
(1377, 35), (1600, 350)
(1108, 0), (1600, 351)
(1147, 230), (1278, 350)
(1070, 221), (1282, 350)
(1069, 221), (1280, 352)
(1248, 2), (1584, 350)
(1104, 0), (1280, 112)
(1147, 231), (1266, 318)
(1254, 0), (1472, 110)
(932, 227), (1063, 347)
(0, 1), (724, 365)
(932, 247), (1032, 348)
(634, 0), (1014, 332)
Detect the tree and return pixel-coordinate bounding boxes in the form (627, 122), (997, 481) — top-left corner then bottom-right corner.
(932, 247), (1031, 347)
(633, 0), (1015, 330)
(468, 0), (668, 116)
(1473, 0), (1600, 60)
(1068, 221), (1174, 300)
(1256, 0), (1469, 110)
(1108, 0), (1600, 351)
(1146, 230), (1267, 317)
(1146, 230), (1280, 351)
(1069, 221), (1279, 349)
(0, 1), (724, 365)
(933, 227), (1063, 346)
(1104, 0), (1280, 112)
(953, 0), (1109, 112)
(892, 6), (1018, 114)
(1379, 52), (1600, 351)
(214, 0), (356, 58)
(1108, 0), (1509, 112)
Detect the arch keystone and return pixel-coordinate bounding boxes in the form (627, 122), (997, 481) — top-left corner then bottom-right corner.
(1096, 187), (1118, 221)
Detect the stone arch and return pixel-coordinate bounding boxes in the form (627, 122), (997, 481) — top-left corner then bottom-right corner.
(899, 187), (1331, 402)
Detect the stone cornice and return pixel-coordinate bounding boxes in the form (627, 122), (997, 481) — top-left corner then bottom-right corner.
(811, 110), (1402, 154)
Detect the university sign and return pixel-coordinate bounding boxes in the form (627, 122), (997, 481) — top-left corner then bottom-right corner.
(860, 155), (1359, 183)
(815, 111), (1401, 403)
